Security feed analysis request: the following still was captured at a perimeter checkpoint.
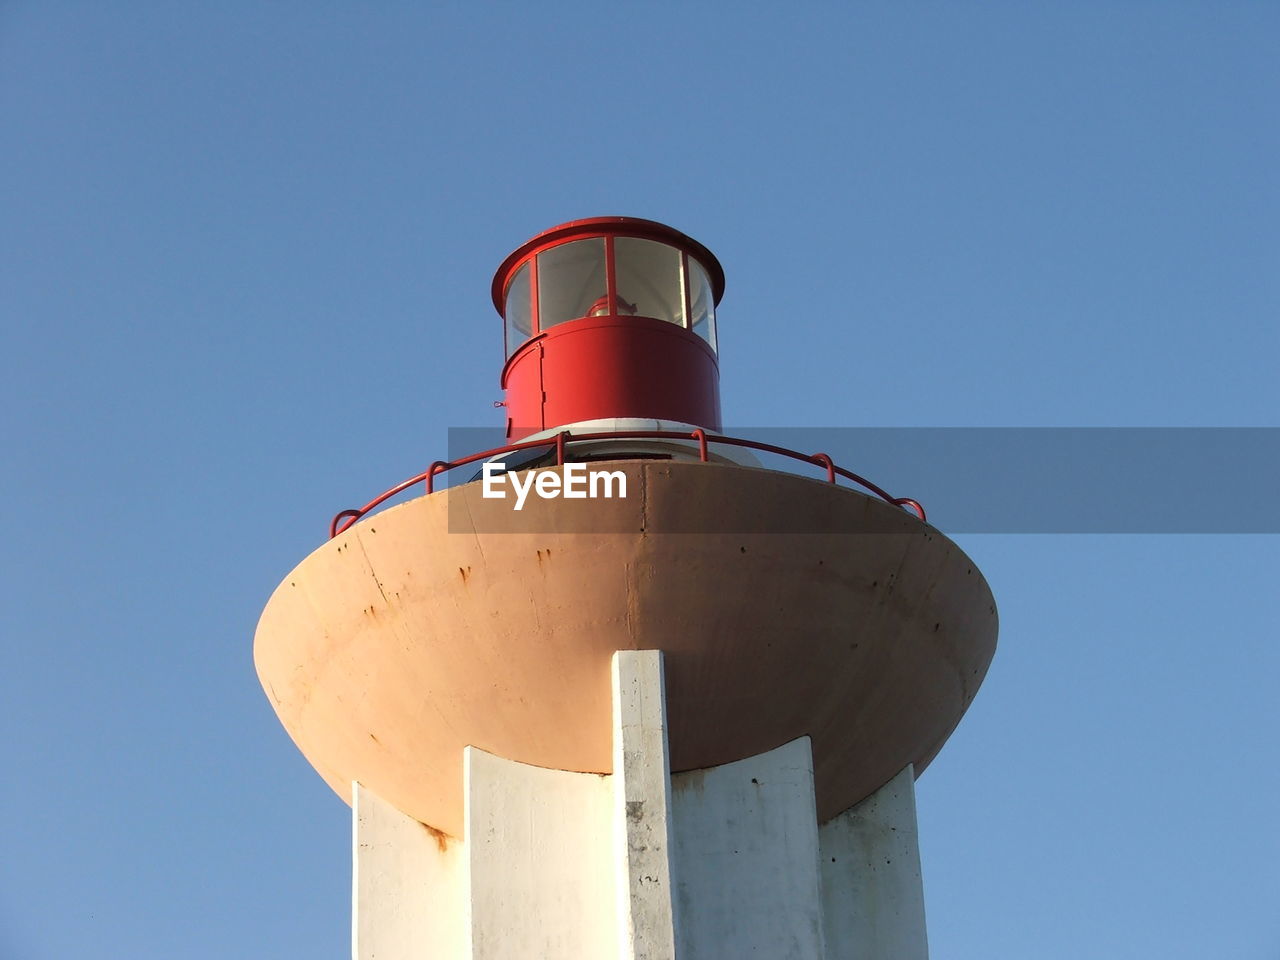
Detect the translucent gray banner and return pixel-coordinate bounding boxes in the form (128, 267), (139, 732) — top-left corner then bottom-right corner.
(434, 427), (1280, 534)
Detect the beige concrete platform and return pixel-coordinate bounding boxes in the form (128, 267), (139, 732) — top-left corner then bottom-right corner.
(254, 460), (997, 838)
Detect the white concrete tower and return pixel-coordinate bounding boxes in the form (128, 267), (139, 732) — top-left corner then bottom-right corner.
(255, 218), (997, 959)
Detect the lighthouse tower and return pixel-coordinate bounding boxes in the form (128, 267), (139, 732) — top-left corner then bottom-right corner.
(255, 217), (997, 959)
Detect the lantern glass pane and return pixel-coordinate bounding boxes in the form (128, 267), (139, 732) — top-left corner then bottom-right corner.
(537, 239), (607, 329)
(614, 237), (684, 326)
(688, 258), (717, 351)
(504, 261), (532, 358)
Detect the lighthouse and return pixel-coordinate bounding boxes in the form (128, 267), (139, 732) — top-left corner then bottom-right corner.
(254, 217), (998, 959)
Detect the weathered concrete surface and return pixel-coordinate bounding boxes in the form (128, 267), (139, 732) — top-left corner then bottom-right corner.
(348, 655), (934, 959)
(256, 459), (997, 837)
(671, 736), (827, 958)
(465, 746), (616, 959)
(352, 781), (466, 959)
(611, 651), (677, 960)
(820, 766), (929, 960)
(350, 654), (675, 960)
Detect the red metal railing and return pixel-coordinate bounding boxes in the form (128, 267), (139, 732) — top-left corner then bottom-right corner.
(329, 429), (926, 538)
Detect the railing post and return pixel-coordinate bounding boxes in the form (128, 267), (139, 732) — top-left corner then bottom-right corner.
(330, 509), (362, 539)
(895, 498), (927, 523)
(692, 428), (708, 462)
(556, 431), (568, 466)
(814, 453), (836, 484)
(425, 461), (449, 495)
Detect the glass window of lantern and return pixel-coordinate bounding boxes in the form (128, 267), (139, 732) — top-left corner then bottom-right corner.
(504, 261), (533, 357)
(688, 258), (717, 351)
(614, 237), (685, 326)
(537, 238), (607, 329)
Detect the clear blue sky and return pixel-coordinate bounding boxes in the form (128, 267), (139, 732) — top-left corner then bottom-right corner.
(2, 3), (1277, 958)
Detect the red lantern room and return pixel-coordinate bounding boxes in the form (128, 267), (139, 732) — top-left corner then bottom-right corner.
(492, 217), (725, 441)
